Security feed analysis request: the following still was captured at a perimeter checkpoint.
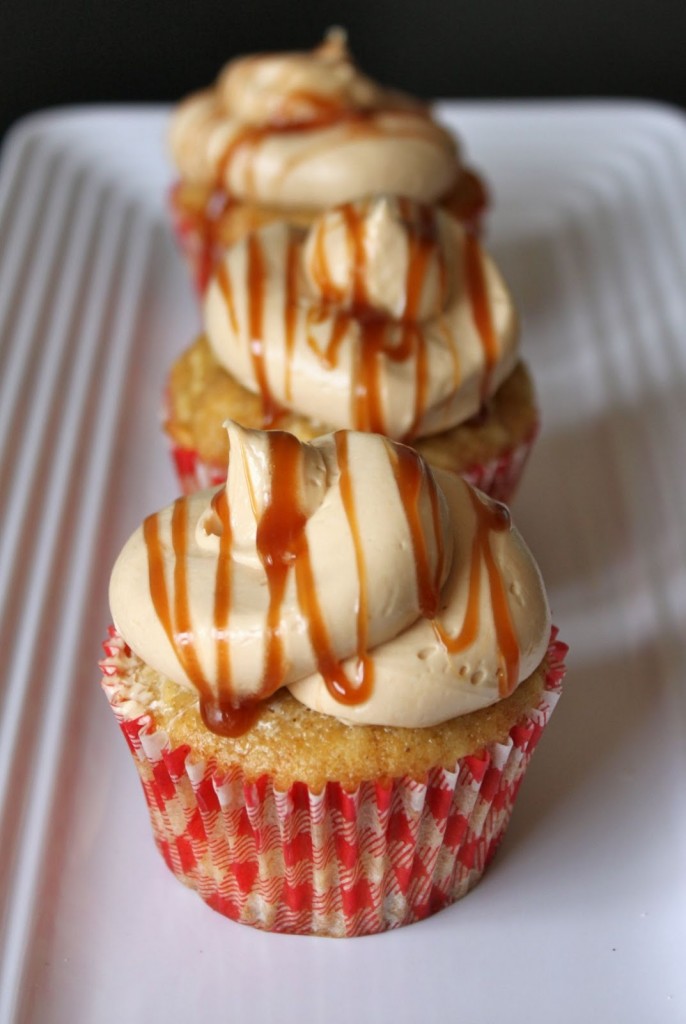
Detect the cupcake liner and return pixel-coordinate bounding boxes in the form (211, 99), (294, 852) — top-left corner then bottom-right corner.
(169, 183), (220, 295)
(100, 628), (567, 937)
(167, 423), (539, 504)
(460, 422), (539, 504)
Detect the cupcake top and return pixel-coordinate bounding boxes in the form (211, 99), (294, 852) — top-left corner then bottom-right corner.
(204, 195), (518, 439)
(169, 29), (461, 209)
(109, 423), (550, 733)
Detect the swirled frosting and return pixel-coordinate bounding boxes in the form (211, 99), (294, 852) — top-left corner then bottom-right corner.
(169, 29), (460, 209)
(109, 423), (550, 733)
(204, 195), (518, 439)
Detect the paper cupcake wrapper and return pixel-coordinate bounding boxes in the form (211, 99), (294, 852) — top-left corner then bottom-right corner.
(460, 423), (539, 504)
(100, 628), (567, 937)
(169, 183), (218, 294)
(168, 425), (538, 505)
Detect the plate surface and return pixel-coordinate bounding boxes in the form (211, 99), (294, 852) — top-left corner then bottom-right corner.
(1, 102), (685, 1023)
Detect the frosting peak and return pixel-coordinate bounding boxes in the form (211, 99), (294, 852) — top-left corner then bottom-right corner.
(169, 33), (460, 208)
(109, 425), (550, 733)
(216, 29), (386, 127)
(305, 195), (452, 320)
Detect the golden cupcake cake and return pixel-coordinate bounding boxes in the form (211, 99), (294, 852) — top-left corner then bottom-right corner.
(169, 29), (488, 292)
(101, 423), (567, 936)
(165, 194), (538, 500)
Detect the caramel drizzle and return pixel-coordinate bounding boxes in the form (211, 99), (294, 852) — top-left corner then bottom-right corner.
(389, 443), (445, 620)
(306, 307), (350, 368)
(334, 432), (373, 692)
(214, 104), (437, 196)
(143, 435), (520, 737)
(438, 314), (461, 391)
(283, 236), (300, 402)
(143, 502), (205, 691)
(254, 432), (309, 693)
(211, 487), (233, 700)
(306, 199), (446, 439)
(258, 432), (370, 705)
(276, 110), (448, 180)
(464, 231), (499, 400)
(432, 489), (520, 697)
(246, 233), (283, 426)
(215, 199), (487, 440)
(216, 260), (238, 333)
(215, 228), (285, 426)
(309, 217), (345, 303)
(143, 495), (259, 736)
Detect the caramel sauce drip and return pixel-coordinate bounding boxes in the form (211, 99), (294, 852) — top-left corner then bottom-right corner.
(464, 231), (498, 401)
(246, 233), (283, 426)
(433, 489), (520, 697)
(216, 260), (238, 333)
(307, 199), (445, 439)
(306, 308), (351, 368)
(215, 104), (436, 195)
(309, 217), (346, 303)
(389, 443), (444, 620)
(143, 501), (205, 693)
(294, 550), (373, 706)
(254, 432), (309, 695)
(210, 486), (233, 697)
(144, 497), (260, 737)
(439, 314), (461, 391)
(216, 123), (268, 197)
(277, 110), (443, 180)
(216, 230), (285, 426)
(283, 236), (300, 401)
(334, 432), (374, 692)
(256, 432), (371, 705)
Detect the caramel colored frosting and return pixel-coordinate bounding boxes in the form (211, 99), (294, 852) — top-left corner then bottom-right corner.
(204, 195), (518, 440)
(169, 29), (460, 209)
(109, 424), (550, 733)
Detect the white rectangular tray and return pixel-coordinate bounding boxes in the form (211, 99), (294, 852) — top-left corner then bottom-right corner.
(1, 102), (685, 1023)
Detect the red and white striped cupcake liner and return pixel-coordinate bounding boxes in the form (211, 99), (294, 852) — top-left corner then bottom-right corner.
(100, 627), (567, 937)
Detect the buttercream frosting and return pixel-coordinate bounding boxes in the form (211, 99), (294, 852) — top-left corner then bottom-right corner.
(109, 423), (550, 732)
(169, 30), (460, 209)
(204, 195), (518, 439)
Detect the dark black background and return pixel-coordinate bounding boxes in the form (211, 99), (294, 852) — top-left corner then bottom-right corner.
(2, 0), (686, 140)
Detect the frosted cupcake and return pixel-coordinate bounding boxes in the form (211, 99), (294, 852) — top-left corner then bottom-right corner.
(165, 195), (538, 500)
(102, 422), (567, 936)
(169, 29), (488, 292)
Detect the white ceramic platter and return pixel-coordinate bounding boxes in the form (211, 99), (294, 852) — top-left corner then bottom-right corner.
(1, 102), (685, 1023)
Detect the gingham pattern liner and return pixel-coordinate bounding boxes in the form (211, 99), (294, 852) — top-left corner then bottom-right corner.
(100, 628), (566, 936)
(169, 183), (217, 294)
(169, 425), (538, 504)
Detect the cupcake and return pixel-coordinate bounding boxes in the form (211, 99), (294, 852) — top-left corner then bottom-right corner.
(102, 422), (566, 936)
(169, 29), (488, 293)
(165, 195), (538, 500)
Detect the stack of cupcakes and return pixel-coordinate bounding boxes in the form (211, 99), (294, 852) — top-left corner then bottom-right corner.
(99, 33), (567, 937)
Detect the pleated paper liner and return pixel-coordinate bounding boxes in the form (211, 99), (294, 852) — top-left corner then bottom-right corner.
(100, 628), (567, 937)
(167, 425), (538, 505)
